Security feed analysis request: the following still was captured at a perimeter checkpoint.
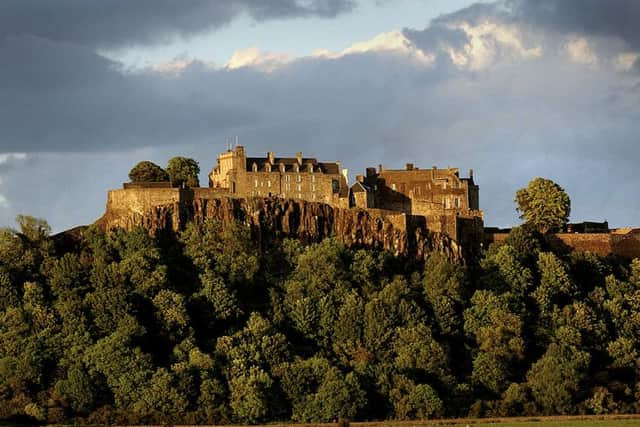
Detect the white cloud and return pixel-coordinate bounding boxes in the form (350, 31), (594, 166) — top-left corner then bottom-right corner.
(226, 47), (292, 72)
(0, 153), (27, 165)
(336, 30), (436, 64)
(564, 37), (599, 67)
(614, 52), (639, 71)
(443, 21), (543, 70)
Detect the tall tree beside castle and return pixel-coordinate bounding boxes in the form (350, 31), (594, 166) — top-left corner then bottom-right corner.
(515, 178), (571, 234)
(167, 157), (200, 187)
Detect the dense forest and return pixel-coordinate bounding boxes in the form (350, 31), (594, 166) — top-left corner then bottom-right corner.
(0, 212), (639, 425)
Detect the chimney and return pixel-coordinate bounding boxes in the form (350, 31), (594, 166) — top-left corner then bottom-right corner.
(469, 169), (474, 179)
(366, 167), (376, 177)
(406, 163), (414, 171)
(296, 151), (303, 165)
(267, 151), (275, 164)
(356, 174), (365, 183)
(378, 164), (383, 173)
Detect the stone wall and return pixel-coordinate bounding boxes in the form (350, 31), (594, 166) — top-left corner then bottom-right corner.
(484, 230), (640, 259)
(98, 190), (467, 262)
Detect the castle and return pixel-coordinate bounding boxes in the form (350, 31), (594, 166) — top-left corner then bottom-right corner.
(208, 146), (483, 240)
(100, 145), (640, 260)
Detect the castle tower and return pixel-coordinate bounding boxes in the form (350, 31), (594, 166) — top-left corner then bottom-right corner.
(209, 145), (246, 191)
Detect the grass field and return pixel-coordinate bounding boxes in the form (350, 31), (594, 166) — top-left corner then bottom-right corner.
(437, 421), (640, 427)
(354, 419), (640, 427)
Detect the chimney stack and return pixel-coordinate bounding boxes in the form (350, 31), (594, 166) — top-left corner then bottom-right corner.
(296, 151), (303, 165)
(406, 163), (414, 171)
(267, 151), (275, 164)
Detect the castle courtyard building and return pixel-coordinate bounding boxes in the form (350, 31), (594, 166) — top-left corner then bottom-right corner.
(209, 146), (350, 207)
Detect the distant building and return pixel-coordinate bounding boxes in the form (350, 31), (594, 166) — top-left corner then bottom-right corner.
(352, 163), (483, 238)
(209, 146), (350, 207)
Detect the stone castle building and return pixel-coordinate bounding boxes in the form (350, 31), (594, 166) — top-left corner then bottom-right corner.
(208, 146), (483, 240)
(351, 163), (482, 237)
(209, 146), (350, 208)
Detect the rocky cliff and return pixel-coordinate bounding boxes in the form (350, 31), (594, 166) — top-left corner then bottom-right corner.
(97, 194), (468, 262)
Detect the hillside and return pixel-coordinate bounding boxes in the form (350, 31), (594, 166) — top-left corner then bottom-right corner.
(0, 213), (639, 425)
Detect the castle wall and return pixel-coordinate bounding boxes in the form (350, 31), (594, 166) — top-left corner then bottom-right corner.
(484, 230), (640, 259)
(107, 188), (182, 215)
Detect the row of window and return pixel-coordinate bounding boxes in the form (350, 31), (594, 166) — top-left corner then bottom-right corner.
(250, 190), (318, 200)
(251, 163), (318, 173)
(389, 181), (461, 192)
(254, 179), (317, 193)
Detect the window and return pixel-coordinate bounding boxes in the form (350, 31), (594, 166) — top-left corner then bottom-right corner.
(285, 183), (290, 191)
(311, 184), (316, 192)
(454, 197), (460, 208)
(297, 184), (301, 191)
(267, 180), (271, 188)
(254, 179), (258, 188)
(311, 175), (316, 183)
(391, 183), (396, 190)
(297, 175), (302, 182)
(285, 175), (290, 182)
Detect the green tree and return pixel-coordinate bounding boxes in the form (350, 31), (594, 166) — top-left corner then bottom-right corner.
(526, 342), (590, 414)
(128, 161), (169, 183)
(533, 252), (576, 316)
(278, 357), (365, 422)
(515, 178), (570, 233)
(389, 375), (443, 420)
(423, 253), (467, 337)
(167, 156), (200, 187)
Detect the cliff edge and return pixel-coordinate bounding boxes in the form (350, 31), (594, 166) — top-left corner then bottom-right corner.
(96, 188), (475, 262)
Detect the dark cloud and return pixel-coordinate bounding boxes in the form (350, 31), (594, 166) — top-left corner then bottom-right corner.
(509, 0), (640, 49)
(0, 35), (257, 152)
(0, 0), (356, 48)
(1, 0), (639, 231)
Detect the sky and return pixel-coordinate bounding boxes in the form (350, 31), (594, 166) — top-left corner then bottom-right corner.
(1, 0), (639, 232)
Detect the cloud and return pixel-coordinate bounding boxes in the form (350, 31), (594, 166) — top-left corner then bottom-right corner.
(0, 0), (356, 48)
(0, 35), (257, 152)
(1, 0), (640, 230)
(509, 0), (640, 50)
(0, 153), (27, 213)
(226, 48), (292, 72)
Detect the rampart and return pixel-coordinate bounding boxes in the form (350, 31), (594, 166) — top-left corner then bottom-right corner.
(484, 229), (640, 259)
(98, 188), (468, 262)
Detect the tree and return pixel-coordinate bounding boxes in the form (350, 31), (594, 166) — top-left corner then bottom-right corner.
(128, 161), (169, 183)
(166, 157), (200, 187)
(515, 178), (570, 233)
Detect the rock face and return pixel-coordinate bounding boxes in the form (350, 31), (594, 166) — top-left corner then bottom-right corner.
(98, 194), (468, 262)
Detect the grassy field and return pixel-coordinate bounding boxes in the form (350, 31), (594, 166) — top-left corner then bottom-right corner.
(436, 421), (640, 427)
(353, 418), (640, 427)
